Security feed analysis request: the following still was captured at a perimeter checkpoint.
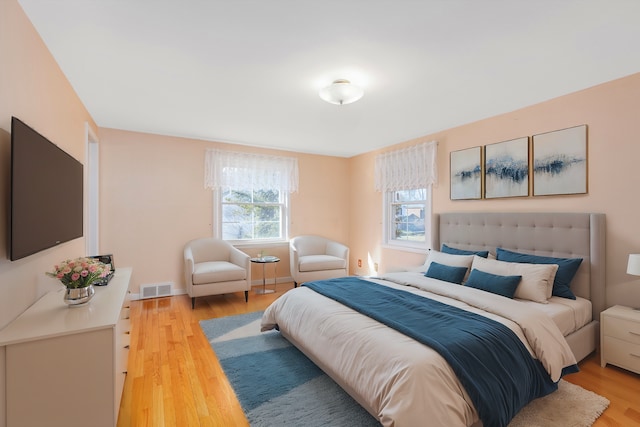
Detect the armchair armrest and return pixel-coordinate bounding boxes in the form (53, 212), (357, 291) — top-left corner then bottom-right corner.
(229, 246), (249, 268)
(229, 246), (251, 286)
(326, 241), (349, 260)
(183, 246), (195, 290)
(327, 241), (349, 274)
(289, 244), (300, 277)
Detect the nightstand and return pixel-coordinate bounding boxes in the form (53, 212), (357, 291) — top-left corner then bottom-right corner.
(600, 305), (640, 374)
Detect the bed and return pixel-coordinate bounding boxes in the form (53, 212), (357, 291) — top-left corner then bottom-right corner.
(261, 212), (606, 427)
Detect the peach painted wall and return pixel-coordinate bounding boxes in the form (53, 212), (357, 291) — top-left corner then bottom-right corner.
(0, 1), (98, 424)
(349, 72), (640, 309)
(0, 0), (97, 328)
(98, 128), (350, 294)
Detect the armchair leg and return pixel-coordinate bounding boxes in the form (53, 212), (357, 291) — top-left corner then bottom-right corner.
(244, 290), (249, 302)
(191, 297), (195, 309)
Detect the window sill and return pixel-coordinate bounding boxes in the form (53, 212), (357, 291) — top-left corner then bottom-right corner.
(232, 240), (290, 250)
(381, 243), (430, 255)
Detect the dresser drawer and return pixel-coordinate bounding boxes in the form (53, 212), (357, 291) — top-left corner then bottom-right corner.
(602, 335), (640, 374)
(603, 316), (640, 345)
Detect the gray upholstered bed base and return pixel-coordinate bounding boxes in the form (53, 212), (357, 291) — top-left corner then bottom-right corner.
(436, 212), (606, 362)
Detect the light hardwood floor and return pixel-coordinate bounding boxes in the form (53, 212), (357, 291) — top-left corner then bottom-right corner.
(117, 282), (640, 427)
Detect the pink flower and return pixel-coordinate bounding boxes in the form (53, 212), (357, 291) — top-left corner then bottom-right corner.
(48, 257), (111, 288)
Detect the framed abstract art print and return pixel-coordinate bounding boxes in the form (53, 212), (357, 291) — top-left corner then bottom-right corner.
(484, 137), (529, 199)
(450, 146), (482, 200)
(532, 125), (587, 196)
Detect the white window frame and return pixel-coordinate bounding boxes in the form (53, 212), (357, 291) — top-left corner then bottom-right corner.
(213, 189), (290, 246)
(84, 122), (100, 256)
(382, 186), (432, 252)
(205, 148), (297, 247)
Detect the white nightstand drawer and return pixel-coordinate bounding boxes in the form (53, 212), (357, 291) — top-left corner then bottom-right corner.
(603, 315), (640, 344)
(602, 335), (640, 374)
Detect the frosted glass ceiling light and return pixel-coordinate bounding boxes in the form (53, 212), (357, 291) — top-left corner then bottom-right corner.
(319, 79), (364, 105)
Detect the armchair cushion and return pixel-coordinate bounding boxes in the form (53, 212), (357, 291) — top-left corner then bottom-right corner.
(299, 255), (347, 272)
(193, 261), (247, 285)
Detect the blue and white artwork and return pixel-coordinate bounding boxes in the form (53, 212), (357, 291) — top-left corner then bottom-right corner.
(533, 125), (587, 196)
(450, 146), (482, 200)
(484, 137), (529, 198)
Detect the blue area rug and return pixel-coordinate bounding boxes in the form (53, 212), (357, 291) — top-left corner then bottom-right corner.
(200, 311), (380, 426)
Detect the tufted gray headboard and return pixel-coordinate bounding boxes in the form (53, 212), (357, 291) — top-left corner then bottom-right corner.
(436, 212), (606, 320)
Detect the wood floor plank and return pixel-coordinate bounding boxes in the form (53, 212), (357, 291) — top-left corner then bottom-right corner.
(118, 282), (640, 426)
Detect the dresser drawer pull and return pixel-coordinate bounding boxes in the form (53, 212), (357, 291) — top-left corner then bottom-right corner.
(124, 345), (130, 349)
(630, 331), (640, 337)
(631, 353), (640, 359)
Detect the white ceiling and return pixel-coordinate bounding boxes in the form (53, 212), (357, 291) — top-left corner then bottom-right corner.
(17, 0), (640, 157)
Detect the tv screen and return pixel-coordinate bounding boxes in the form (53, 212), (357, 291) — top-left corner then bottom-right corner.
(10, 117), (83, 261)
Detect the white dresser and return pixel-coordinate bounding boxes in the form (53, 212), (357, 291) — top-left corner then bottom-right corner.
(600, 304), (640, 375)
(0, 268), (132, 427)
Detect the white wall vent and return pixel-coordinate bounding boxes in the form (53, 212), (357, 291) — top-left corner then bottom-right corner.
(140, 282), (173, 299)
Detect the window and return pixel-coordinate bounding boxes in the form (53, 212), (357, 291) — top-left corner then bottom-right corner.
(375, 141), (437, 251)
(383, 187), (432, 250)
(205, 148), (298, 244)
(219, 186), (288, 242)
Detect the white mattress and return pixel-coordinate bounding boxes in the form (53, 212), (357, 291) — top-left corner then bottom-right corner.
(517, 296), (592, 337)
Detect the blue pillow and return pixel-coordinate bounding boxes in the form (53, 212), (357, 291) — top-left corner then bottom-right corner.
(425, 262), (468, 285)
(441, 244), (489, 258)
(464, 269), (522, 298)
(496, 248), (582, 300)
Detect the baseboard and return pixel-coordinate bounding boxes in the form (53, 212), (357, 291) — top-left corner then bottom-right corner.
(129, 277), (294, 300)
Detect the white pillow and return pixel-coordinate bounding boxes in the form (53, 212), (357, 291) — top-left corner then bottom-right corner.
(470, 255), (559, 303)
(410, 250), (474, 276)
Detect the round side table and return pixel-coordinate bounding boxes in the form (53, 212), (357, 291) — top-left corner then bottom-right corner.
(250, 256), (280, 294)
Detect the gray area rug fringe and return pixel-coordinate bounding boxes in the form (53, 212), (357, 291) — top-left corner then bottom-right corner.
(200, 311), (609, 427)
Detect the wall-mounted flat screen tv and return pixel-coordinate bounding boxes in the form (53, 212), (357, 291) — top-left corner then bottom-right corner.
(10, 117), (83, 261)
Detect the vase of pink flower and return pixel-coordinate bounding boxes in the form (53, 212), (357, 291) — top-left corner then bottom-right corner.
(46, 257), (112, 306)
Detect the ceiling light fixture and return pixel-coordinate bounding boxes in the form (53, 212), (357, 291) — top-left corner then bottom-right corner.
(319, 79), (364, 105)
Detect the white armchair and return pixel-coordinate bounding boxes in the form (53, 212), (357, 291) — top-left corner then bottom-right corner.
(289, 235), (349, 287)
(184, 238), (251, 309)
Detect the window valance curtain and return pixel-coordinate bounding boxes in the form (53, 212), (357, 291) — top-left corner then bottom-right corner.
(204, 148), (299, 193)
(374, 141), (438, 192)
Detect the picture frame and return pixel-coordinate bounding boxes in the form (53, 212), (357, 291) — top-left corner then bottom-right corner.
(450, 146), (482, 200)
(532, 125), (587, 196)
(484, 137), (529, 199)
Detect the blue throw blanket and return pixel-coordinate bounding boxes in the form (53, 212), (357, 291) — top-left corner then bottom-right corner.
(304, 277), (569, 427)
